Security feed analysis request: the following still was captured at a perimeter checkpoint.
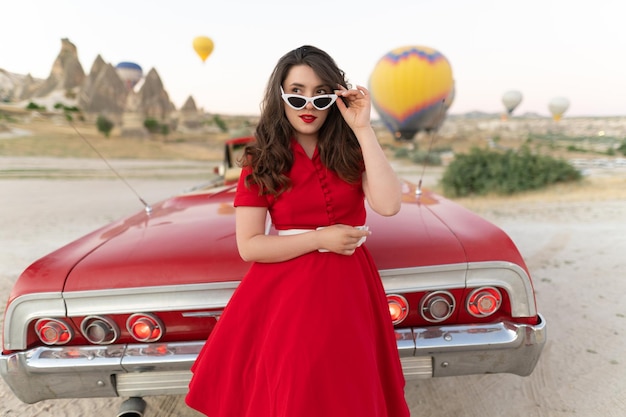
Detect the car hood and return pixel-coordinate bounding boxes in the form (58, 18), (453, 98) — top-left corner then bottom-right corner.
(11, 181), (527, 297)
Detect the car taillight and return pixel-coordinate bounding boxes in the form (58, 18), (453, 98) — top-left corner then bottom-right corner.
(420, 291), (455, 322)
(81, 316), (119, 344)
(35, 318), (74, 345)
(387, 294), (409, 325)
(467, 287), (502, 317)
(126, 313), (164, 342)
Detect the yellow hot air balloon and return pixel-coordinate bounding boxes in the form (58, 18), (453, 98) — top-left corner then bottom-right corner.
(369, 45), (454, 141)
(193, 36), (214, 63)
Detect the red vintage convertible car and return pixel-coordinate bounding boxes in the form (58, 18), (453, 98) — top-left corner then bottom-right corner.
(1, 136), (546, 413)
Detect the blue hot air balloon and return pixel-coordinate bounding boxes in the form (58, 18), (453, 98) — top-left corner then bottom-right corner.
(115, 62), (143, 90)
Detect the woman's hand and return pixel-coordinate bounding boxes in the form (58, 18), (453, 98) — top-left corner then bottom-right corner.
(334, 84), (372, 133)
(316, 224), (370, 256)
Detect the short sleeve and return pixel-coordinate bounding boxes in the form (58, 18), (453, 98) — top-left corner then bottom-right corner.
(234, 166), (269, 207)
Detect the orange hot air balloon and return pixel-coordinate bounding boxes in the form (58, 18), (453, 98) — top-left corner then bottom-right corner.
(193, 36), (214, 63)
(369, 45), (454, 142)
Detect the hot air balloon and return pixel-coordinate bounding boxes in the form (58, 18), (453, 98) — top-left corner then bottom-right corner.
(502, 90), (523, 115)
(428, 81), (456, 131)
(193, 36), (214, 63)
(369, 45), (454, 141)
(548, 97), (570, 121)
(115, 62), (143, 90)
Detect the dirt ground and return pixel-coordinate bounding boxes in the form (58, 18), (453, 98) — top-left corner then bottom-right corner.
(1, 157), (625, 417)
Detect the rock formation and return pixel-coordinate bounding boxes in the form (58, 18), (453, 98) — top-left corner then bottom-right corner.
(33, 38), (85, 98)
(177, 95), (202, 131)
(79, 54), (107, 101)
(0, 70), (43, 102)
(79, 61), (128, 121)
(16, 74), (43, 101)
(135, 68), (175, 121)
(2, 38), (185, 131)
(120, 90), (148, 137)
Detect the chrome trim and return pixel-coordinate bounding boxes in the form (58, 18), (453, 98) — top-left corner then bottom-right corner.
(182, 311), (223, 318)
(400, 357), (433, 379)
(420, 291), (455, 323)
(387, 294), (409, 324)
(34, 318), (74, 345)
(3, 292), (65, 351)
(413, 314), (547, 377)
(117, 370), (192, 397)
(466, 287), (502, 318)
(466, 261), (536, 317)
(126, 313), (164, 343)
(63, 282), (240, 316)
(3, 282), (239, 350)
(81, 315), (120, 345)
(379, 263), (467, 292)
(0, 316), (546, 403)
(3, 261), (536, 350)
(380, 261), (537, 317)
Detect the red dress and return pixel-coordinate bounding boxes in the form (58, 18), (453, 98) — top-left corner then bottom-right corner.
(186, 141), (409, 417)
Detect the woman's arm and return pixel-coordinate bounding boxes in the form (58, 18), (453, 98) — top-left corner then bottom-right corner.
(355, 126), (401, 216)
(335, 85), (402, 216)
(236, 206), (371, 262)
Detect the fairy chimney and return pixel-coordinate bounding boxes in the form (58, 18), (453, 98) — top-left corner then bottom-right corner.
(33, 38), (85, 98)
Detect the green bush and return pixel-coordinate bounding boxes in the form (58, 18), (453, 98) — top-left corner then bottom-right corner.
(393, 147), (410, 159)
(392, 146), (443, 166)
(441, 147), (582, 197)
(54, 103), (80, 113)
(411, 150), (441, 166)
(26, 102), (45, 111)
(618, 140), (626, 156)
(96, 115), (114, 138)
(143, 118), (171, 136)
(144, 118), (161, 133)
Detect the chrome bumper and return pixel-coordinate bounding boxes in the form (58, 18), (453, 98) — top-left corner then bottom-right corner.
(399, 314), (546, 379)
(1, 315), (546, 404)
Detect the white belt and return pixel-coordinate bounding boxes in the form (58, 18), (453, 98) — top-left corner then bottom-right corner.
(277, 228), (315, 236)
(277, 225), (369, 252)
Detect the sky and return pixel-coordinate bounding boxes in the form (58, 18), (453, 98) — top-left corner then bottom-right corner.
(2, 0), (625, 118)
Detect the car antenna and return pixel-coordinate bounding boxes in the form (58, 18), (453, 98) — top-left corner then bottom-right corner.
(415, 100), (446, 198)
(415, 131), (434, 197)
(69, 121), (153, 215)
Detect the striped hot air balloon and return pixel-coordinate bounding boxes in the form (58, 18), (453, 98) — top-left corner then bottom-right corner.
(369, 46), (454, 141)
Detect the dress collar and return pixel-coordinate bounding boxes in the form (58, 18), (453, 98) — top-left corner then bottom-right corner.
(291, 138), (318, 160)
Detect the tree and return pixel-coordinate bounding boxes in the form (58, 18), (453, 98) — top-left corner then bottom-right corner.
(213, 115), (228, 133)
(143, 118), (160, 133)
(96, 115), (114, 138)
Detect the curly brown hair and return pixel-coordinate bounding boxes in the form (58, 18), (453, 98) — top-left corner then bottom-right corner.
(241, 45), (364, 196)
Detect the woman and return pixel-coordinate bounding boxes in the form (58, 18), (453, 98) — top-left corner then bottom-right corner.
(186, 45), (409, 417)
